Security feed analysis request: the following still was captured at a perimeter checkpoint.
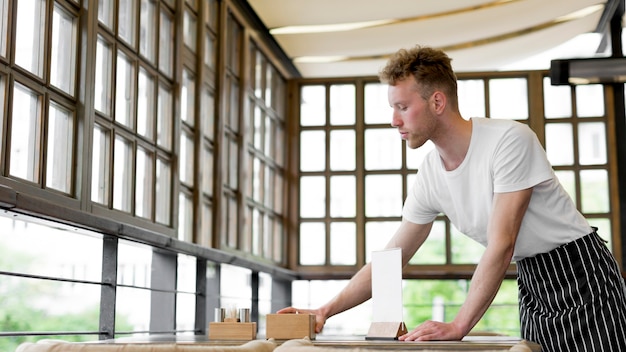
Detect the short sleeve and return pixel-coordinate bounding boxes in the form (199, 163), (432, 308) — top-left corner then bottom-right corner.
(493, 123), (553, 193)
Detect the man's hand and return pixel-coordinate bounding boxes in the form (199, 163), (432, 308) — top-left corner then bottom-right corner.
(276, 306), (327, 333)
(399, 320), (465, 341)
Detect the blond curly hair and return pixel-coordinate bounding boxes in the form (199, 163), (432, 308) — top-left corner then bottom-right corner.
(379, 45), (459, 111)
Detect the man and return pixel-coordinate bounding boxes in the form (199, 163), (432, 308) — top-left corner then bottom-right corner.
(279, 45), (626, 351)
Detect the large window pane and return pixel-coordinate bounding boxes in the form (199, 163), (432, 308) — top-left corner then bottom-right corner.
(46, 102), (74, 193)
(543, 77), (571, 118)
(365, 128), (401, 170)
(202, 145), (213, 196)
(51, 4), (77, 95)
(555, 170), (576, 205)
(178, 192), (193, 241)
(299, 222), (325, 265)
(202, 87), (215, 140)
(137, 68), (155, 139)
(365, 175), (402, 217)
(115, 52), (134, 128)
(180, 131), (194, 186)
(578, 122), (607, 165)
(159, 9), (174, 77)
(139, 0), (156, 63)
(300, 131), (325, 171)
(489, 78), (528, 120)
(10, 83), (41, 182)
(95, 37), (113, 115)
(157, 83), (173, 150)
(15, 0), (45, 76)
(458, 79), (485, 119)
(91, 124), (110, 205)
(300, 176), (325, 218)
(365, 221), (398, 262)
(135, 147), (153, 219)
(545, 123), (574, 166)
(330, 222), (356, 265)
(450, 226), (484, 264)
(183, 9), (197, 53)
(113, 135), (132, 212)
(330, 130), (355, 171)
(98, 0), (114, 29)
(576, 85), (604, 117)
(118, 0), (136, 46)
(181, 69), (196, 127)
(156, 158), (172, 225)
(580, 169), (609, 214)
(301, 85), (325, 126)
(330, 84), (355, 125)
(330, 176), (355, 218)
(364, 83), (391, 124)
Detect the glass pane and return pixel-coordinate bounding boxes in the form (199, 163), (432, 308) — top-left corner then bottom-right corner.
(202, 145), (213, 196)
(576, 85), (604, 117)
(10, 83), (41, 182)
(274, 173), (284, 214)
(489, 78), (528, 120)
(180, 131), (194, 186)
(0, 0), (6, 58)
(15, 0), (45, 76)
(299, 222), (325, 265)
(554, 170), (576, 205)
(95, 37), (113, 115)
(330, 175), (355, 218)
(252, 105), (262, 149)
(113, 135), (132, 212)
(98, 0), (114, 29)
(227, 196), (237, 247)
(51, 4), (77, 95)
(365, 175), (402, 217)
(543, 77), (571, 118)
(409, 220), (445, 264)
(139, 0), (156, 63)
(91, 124), (110, 205)
(264, 165), (273, 208)
(457, 79), (485, 119)
(545, 123), (573, 166)
(578, 122), (607, 165)
(365, 221), (398, 262)
(450, 225), (484, 264)
(159, 9), (174, 77)
(301, 85), (325, 126)
(264, 115), (273, 155)
(178, 192), (193, 241)
(137, 68), (155, 139)
(229, 81), (240, 131)
(157, 83), (173, 150)
(406, 140), (435, 170)
(176, 254), (196, 329)
(205, 32), (216, 70)
(183, 9), (197, 52)
(228, 138), (238, 189)
(252, 157), (263, 203)
(135, 147), (153, 219)
(300, 176), (325, 218)
(115, 52), (134, 128)
(156, 158), (171, 225)
(202, 87), (215, 139)
(580, 169), (609, 214)
(200, 202), (213, 247)
(220, 264), (252, 308)
(273, 220), (283, 263)
(181, 69), (196, 127)
(275, 125), (285, 167)
(118, 0), (136, 46)
(330, 84), (355, 125)
(365, 128), (401, 170)
(46, 102), (74, 193)
(330, 222), (356, 265)
(330, 130), (355, 171)
(300, 130), (325, 171)
(364, 83), (391, 124)
(589, 218), (612, 251)
(265, 67), (273, 108)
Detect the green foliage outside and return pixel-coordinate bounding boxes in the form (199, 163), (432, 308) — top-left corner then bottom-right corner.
(403, 279), (521, 337)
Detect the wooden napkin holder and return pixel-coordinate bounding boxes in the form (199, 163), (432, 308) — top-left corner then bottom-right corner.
(208, 321), (257, 340)
(365, 321), (407, 340)
(266, 313), (316, 340)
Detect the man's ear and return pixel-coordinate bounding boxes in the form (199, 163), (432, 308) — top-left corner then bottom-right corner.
(431, 91), (446, 114)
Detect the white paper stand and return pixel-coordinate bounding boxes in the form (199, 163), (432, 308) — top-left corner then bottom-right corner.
(365, 248), (407, 340)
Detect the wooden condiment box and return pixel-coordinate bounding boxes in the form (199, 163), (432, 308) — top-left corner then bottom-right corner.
(208, 322), (257, 340)
(266, 314), (316, 340)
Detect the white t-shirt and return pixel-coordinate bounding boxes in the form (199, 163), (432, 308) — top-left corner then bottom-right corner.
(402, 117), (591, 261)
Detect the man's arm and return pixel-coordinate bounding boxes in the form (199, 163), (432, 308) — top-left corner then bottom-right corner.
(278, 219), (433, 333)
(399, 188), (532, 341)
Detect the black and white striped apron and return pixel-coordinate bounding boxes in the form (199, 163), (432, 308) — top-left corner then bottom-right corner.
(516, 230), (626, 352)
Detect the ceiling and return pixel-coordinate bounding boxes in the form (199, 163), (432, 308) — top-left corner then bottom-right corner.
(247, 0), (618, 78)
